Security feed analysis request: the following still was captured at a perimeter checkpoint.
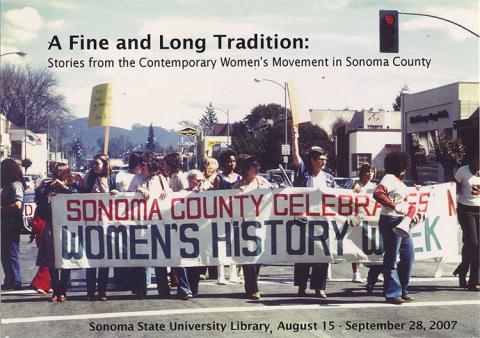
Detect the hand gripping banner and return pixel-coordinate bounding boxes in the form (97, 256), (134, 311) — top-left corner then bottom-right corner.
(51, 183), (459, 268)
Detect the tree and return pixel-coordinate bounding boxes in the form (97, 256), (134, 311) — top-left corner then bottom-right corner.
(146, 123), (156, 152)
(230, 103), (332, 170)
(392, 94), (401, 111)
(433, 134), (466, 180)
(0, 64), (71, 132)
(199, 103), (218, 135)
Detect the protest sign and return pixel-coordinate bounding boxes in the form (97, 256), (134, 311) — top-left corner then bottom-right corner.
(51, 183), (459, 269)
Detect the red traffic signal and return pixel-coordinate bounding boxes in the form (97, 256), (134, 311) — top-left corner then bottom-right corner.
(379, 10), (399, 53)
(384, 14), (395, 26)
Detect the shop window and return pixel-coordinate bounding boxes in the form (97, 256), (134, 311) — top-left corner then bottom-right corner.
(352, 153), (372, 171)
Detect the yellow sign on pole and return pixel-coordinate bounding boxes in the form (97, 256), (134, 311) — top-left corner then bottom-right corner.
(286, 81), (299, 126)
(88, 83), (112, 127)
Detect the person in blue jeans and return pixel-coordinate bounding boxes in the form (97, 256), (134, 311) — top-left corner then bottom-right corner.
(373, 151), (421, 305)
(1, 159), (25, 291)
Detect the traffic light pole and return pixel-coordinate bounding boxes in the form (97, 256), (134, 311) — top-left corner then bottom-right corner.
(399, 12), (479, 38)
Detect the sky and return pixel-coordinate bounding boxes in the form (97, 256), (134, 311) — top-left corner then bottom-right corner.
(1, 0), (479, 131)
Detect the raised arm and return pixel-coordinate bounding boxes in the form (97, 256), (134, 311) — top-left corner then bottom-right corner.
(291, 123), (301, 168)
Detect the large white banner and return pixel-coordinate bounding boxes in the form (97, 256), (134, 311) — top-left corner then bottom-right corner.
(51, 183), (459, 269)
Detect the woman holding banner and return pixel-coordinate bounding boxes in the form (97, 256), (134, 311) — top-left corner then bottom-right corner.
(214, 151), (243, 284)
(352, 163), (384, 293)
(164, 152), (194, 300)
(133, 152), (172, 298)
(233, 156), (271, 300)
(35, 163), (78, 302)
(291, 124), (336, 298)
(454, 153), (479, 291)
(81, 154), (116, 301)
(373, 151), (421, 305)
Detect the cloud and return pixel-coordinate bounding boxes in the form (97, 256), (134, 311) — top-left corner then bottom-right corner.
(47, 19), (65, 31)
(47, 1), (78, 10)
(2, 7), (43, 44)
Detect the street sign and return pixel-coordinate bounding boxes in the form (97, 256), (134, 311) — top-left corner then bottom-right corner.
(179, 127), (198, 135)
(281, 144), (290, 156)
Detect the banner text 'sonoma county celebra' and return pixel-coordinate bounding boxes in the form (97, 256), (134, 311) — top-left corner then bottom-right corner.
(51, 183), (459, 269)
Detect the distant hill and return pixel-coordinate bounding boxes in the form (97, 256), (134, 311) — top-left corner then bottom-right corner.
(64, 118), (179, 157)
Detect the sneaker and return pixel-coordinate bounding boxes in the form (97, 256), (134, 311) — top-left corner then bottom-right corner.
(217, 278), (227, 285)
(99, 294), (108, 301)
(248, 291), (261, 300)
(315, 290), (327, 298)
(352, 272), (364, 283)
(199, 274), (206, 280)
(387, 298), (405, 305)
(229, 276), (243, 284)
(401, 295), (415, 302)
(181, 293), (193, 300)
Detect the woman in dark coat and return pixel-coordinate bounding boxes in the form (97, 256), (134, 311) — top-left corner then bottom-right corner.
(1, 159), (26, 290)
(35, 163), (77, 302)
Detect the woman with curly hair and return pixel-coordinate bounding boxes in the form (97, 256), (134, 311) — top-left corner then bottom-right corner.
(81, 154), (116, 301)
(373, 151), (421, 305)
(1, 159), (26, 291)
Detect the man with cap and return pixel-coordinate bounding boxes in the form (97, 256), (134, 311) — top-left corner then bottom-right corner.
(291, 124), (336, 298)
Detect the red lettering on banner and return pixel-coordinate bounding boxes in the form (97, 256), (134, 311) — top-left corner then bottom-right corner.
(273, 194), (288, 216)
(354, 195), (370, 216)
(187, 197), (201, 219)
(322, 194), (336, 216)
(418, 192), (430, 213)
(148, 198), (162, 220)
(447, 189), (457, 216)
(131, 199), (147, 220)
(250, 194), (264, 217)
(98, 199), (112, 221)
(203, 196), (218, 218)
(114, 199), (129, 220)
(233, 195), (248, 217)
(219, 196), (232, 218)
(290, 193), (304, 216)
(171, 198), (185, 219)
(82, 199), (97, 221)
(67, 200), (81, 221)
(305, 194), (320, 216)
(24, 204), (33, 217)
(338, 195), (353, 216)
(372, 201), (382, 216)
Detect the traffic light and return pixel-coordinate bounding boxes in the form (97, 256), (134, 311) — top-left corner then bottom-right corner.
(379, 10), (399, 53)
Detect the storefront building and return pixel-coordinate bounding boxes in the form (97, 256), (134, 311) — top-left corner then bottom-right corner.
(402, 82), (479, 182)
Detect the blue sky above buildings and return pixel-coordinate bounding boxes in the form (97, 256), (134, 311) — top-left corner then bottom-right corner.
(1, 0), (478, 129)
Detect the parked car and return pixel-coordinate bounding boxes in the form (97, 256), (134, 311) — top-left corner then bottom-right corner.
(334, 177), (356, 189)
(22, 191), (36, 234)
(23, 175), (35, 191)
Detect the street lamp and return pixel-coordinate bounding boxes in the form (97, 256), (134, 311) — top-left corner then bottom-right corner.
(212, 107), (230, 146)
(254, 78), (289, 168)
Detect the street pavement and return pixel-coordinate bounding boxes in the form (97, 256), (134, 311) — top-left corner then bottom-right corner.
(1, 236), (479, 338)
